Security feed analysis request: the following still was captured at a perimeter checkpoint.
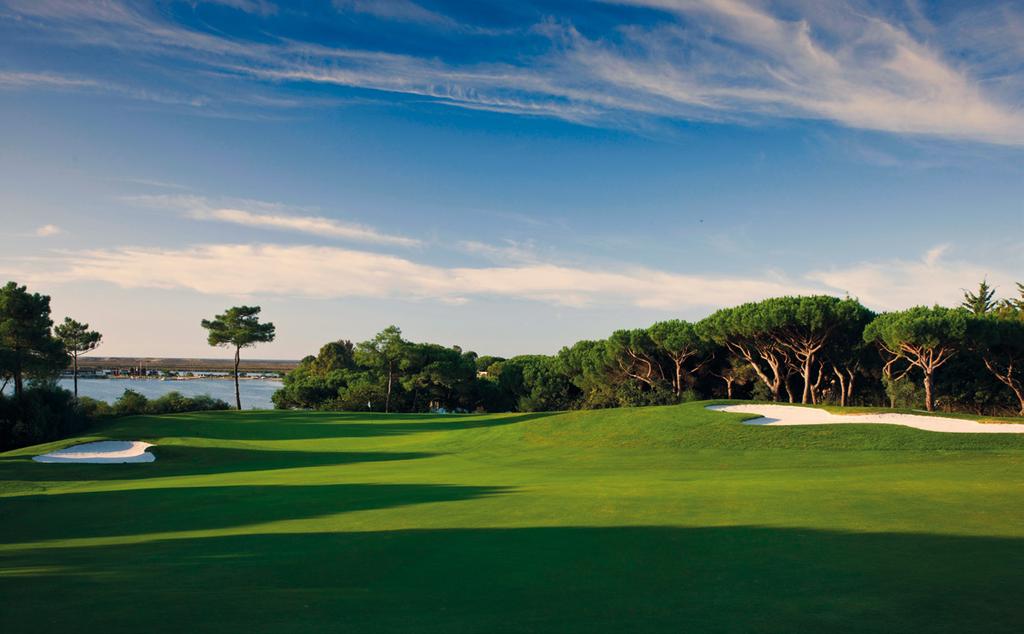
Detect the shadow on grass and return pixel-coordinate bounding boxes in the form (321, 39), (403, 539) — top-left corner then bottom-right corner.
(95, 411), (555, 442)
(2, 525), (1021, 633)
(0, 482), (512, 542)
(0, 445), (441, 483)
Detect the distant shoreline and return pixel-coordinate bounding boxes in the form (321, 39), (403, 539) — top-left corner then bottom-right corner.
(100, 376), (282, 381)
(72, 357), (299, 373)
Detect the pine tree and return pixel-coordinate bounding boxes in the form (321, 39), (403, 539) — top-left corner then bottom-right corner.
(961, 279), (997, 315)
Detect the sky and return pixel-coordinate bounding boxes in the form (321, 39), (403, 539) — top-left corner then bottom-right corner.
(1, 0), (1022, 359)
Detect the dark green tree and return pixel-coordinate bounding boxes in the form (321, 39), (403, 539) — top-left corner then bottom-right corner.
(53, 317), (102, 398)
(0, 282), (66, 398)
(961, 279), (997, 315)
(355, 326), (406, 413)
(607, 329), (667, 393)
(997, 282), (1024, 313)
(201, 305), (276, 410)
(700, 307), (780, 401)
(648, 320), (711, 397)
(864, 306), (968, 412)
(969, 313), (1024, 415)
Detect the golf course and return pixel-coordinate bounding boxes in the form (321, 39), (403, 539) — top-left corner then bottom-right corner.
(2, 402), (1023, 633)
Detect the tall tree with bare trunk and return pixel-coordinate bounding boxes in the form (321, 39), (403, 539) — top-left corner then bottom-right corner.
(648, 320), (710, 397)
(864, 306), (967, 412)
(201, 306), (276, 410)
(969, 313), (1024, 415)
(54, 317), (102, 398)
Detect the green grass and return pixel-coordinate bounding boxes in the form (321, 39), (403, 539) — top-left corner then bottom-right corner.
(2, 402), (1022, 633)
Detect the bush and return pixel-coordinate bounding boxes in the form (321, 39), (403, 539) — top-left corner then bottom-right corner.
(0, 383), (89, 451)
(77, 396), (113, 418)
(113, 389), (150, 416)
(883, 376), (925, 409)
(112, 389), (230, 417)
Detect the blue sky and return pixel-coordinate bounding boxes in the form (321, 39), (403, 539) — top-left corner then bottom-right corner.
(1, 0), (1022, 358)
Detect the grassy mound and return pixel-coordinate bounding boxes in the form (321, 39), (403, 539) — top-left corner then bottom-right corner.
(2, 402), (1022, 632)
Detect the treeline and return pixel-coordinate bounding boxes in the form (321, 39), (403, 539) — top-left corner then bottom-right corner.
(0, 280), (231, 450)
(79, 390), (230, 418)
(278, 283), (1024, 416)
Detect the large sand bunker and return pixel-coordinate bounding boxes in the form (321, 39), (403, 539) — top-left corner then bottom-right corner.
(707, 404), (1024, 434)
(33, 441), (156, 463)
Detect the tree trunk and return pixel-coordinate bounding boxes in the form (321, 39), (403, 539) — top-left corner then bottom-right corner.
(810, 363), (825, 405)
(923, 370), (934, 412)
(233, 346), (242, 411)
(801, 357), (812, 404)
(725, 378), (734, 400)
(729, 342), (781, 402)
(980, 358), (1024, 416)
(73, 354), (79, 398)
(832, 366), (847, 407)
(784, 374), (795, 403)
(674, 359), (683, 397)
(385, 361), (393, 414)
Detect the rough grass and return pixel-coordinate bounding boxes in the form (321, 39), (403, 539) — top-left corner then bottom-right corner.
(1, 402), (1022, 633)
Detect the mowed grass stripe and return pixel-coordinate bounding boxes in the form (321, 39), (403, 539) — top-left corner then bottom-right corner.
(1, 402), (1022, 633)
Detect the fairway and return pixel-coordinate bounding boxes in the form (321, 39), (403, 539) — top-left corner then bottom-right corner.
(2, 402), (1023, 633)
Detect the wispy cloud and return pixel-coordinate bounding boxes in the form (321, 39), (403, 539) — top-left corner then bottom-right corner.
(35, 224), (61, 237)
(333, 0), (453, 27)
(4, 0), (1024, 144)
(458, 239), (541, 264)
(808, 244), (1017, 309)
(13, 242), (815, 309)
(6, 240), (1016, 313)
(127, 194), (420, 247)
(204, 0), (278, 17)
(0, 71), (98, 89)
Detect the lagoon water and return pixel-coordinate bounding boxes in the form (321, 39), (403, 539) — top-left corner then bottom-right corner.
(55, 378), (283, 410)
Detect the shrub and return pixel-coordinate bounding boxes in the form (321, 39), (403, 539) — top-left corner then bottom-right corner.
(77, 396), (113, 418)
(113, 389), (150, 416)
(112, 389), (230, 417)
(0, 383), (89, 451)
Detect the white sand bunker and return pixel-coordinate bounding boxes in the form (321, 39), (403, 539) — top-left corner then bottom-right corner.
(707, 404), (1024, 434)
(33, 441), (156, 463)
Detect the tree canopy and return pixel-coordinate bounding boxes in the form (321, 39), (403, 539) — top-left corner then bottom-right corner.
(0, 282), (66, 398)
(864, 306), (968, 411)
(201, 305), (275, 410)
(54, 317), (102, 397)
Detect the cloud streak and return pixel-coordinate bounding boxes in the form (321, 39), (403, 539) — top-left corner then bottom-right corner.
(17, 243), (816, 310)
(128, 194), (420, 247)
(9, 241), (1015, 314)
(807, 245), (1018, 309)
(4, 0), (1024, 144)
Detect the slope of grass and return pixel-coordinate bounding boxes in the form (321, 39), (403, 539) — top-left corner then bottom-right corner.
(2, 402), (1022, 633)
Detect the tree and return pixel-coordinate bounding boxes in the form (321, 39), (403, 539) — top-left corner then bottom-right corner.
(821, 302), (876, 407)
(648, 320), (711, 397)
(709, 356), (756, 399)
(748, 296), (873, 405)
(201, 306), (275, 410)
(961, 279), (997, 315)
(355, 326), (406, 413)
(998, 282), (1024, 313)
(864, 306), (968, 412)
(700, 306), (787, 402)
(970, 313), (1024, 415)
(607, 329), (667, 392)
(0, 282), (66, 399)
(53, 317), (102, 398)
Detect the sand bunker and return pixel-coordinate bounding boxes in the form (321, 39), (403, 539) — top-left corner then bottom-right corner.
(707, 404), (1024, 434)
(33, 441), (156, 463)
